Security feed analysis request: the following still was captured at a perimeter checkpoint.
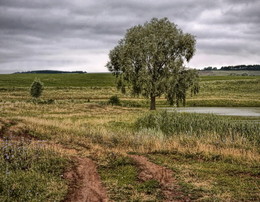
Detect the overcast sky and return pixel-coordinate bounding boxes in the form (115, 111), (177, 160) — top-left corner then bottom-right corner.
(0, 0), (259, 73)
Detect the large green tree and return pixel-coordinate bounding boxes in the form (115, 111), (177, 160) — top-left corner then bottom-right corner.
(107, 18), (199, 110)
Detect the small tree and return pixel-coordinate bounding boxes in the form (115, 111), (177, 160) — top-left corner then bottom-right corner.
(30, 78), (44, 98)
(107, 18), (199, 110)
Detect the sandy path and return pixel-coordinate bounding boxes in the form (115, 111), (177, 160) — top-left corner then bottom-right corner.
(63, 157), (108, 202)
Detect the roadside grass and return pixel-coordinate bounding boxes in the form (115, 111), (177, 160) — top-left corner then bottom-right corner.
(99, 154), (163, 201)
(146, 152), (260, 201)
(0, 139), (70, 202)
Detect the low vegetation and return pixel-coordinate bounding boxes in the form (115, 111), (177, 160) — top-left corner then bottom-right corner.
(99, 155), (163, 201)
(0, 73), (259, 107)
(0, 73), (259, 201)
(147, 152), (260, 201)
(30, 78), (44, 99)
(0, 139), (69, 201)
(135, 111), (260, 146)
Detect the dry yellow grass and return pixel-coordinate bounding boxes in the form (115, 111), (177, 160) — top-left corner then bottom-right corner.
(1, 100), (258, 163)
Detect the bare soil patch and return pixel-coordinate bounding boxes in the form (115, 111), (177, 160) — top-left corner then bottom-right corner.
(64, 157), (108, 202)
(130, 154), (190, 202)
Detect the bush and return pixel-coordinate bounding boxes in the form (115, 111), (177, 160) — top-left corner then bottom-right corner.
(30, 79), (44, 98)
(108, 95), (121, 106)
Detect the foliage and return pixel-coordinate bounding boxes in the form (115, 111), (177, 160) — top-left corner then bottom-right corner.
(108, 95), (121, 106)
(107, 17), (198, 109)
(166, 69), (199, 106)
(30, 78), (44, 98)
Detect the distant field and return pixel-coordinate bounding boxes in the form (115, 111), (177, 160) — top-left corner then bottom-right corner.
(0, 73), (115, 88)
(0, 72), (259, 107)
(0, 71), (259, 87)
(199, 70), (260, 76)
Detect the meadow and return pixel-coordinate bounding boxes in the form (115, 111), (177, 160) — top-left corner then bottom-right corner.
(0, 73), (259, 201)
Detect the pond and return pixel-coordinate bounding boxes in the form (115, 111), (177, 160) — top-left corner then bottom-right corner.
(163, 107), (260, 117)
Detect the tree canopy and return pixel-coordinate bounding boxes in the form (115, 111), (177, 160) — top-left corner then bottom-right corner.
(107, 18), (199, 110)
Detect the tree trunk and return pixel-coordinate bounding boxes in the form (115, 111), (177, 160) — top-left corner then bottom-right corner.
(176, 98), (179, 107)
(150, 95), (156, 110)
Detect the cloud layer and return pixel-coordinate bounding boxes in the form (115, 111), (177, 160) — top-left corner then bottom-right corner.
(0, 0), (259, 73)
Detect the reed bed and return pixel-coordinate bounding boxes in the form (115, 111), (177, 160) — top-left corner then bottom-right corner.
(135, 111), (260, 146)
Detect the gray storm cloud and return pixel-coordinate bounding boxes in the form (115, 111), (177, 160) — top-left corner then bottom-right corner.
(0, 0), (259, 73)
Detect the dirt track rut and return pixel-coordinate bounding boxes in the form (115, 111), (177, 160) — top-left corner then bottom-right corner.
(64, 157), (108, 202)
(130, 155), (190, 202)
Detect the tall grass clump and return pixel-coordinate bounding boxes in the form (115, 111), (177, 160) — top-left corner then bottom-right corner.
(0, 139), (68, 201)
(135, 111), (260, 145)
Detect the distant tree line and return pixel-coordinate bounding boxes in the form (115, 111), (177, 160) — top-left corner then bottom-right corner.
(220, 65), (260, 71)
(202, 66), (218, 70)
(14, 70), (87, 74)
(202, 65), (260, 71)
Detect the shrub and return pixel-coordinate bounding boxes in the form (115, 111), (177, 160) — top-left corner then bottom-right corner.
(108, 95), (121, 106)
(30, 79), (44, 98)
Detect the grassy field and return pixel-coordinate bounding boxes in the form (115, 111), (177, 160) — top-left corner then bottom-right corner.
(0, 73), (259, 107)
(199, 70), (260, 76)
(0, 73), (259, 201)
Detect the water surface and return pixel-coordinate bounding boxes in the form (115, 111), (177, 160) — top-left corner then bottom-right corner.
(164, 107), (260, 117)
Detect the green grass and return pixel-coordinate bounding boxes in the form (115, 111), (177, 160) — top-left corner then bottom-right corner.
(199, 70), (260, 77)
(146, 152), (260, 201)
(0, 73), (115, 88)
(99, 155), (163, 201)
(200, 75), (258, 81)
(0, 73), (259, 201)
(135, 111), (260, 146)
(0, 140), (69, 202)
(0, 73), (259, 107)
